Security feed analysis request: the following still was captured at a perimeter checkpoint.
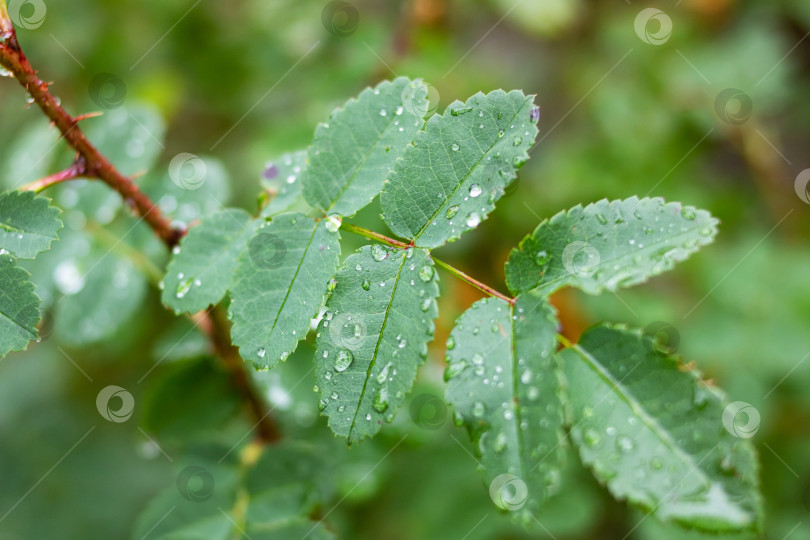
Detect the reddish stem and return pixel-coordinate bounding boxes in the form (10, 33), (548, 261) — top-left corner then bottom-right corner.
(0, 17), (280, 443)
(0, 33), (183, 247)
(22, 157), (86, 193)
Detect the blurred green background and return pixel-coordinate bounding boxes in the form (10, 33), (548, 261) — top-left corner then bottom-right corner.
(1, 0), (809, 538)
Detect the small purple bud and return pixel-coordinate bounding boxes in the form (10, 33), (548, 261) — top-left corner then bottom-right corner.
(263, 163), (278, 180)
(530, 105), (541, 124)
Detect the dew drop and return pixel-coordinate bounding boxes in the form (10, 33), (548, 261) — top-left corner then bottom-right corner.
(362, 279), (370, 291)
(373, 388), (390, 412)
(472, 401), (486, 417)
(680, 207), (696, 221)
(445, 205), (459, 219)
(610, 434), (634, 456)
(175, 277), (194, 299)
(469, 184), (482, 198)
(371, 244), (387, 261)
(584, 428), (601, 447)
(534, 250), (550, 267)
(451, 143), (460, 151)
(466, 213), (481, 228)
(335, 349), (353, 372)
(418, 265), (434, 282)
(494, 432), (508, 453)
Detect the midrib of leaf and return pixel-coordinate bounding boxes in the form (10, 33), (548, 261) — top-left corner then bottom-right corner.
(0, 303), (37, 339)
(508, 301), (530, 480)
(541, 224), (714, 291)
(0, 223), (24, 233)
(412, 97), (531, 241)
(260, 221), (321, 347)
(348, 253), (408, 436)
(569, 344), (712, 485)
(323, 107), (405, 214)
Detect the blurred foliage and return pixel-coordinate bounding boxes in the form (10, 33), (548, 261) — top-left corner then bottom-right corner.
(1, 0), (809, 538)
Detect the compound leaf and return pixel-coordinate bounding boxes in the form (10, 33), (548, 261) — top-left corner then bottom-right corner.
(445, 293), (566, 521)
(261, 150), (308, 217)
(302, 77), (425, 217)
(0, 255), (40, 358)
(162, 208), (258, 314)
(505, 197), (718, 296)
(0, 190), (63, 259)
(314, 245), (439, 444)
(381, 89), (538, 248)
(560, 325), (762, 532)
(230, 213), (340, 369)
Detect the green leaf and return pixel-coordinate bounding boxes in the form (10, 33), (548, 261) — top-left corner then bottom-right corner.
(0, 190), (63, 259)
(55, 251), (148, 346)
(381, 89), (538, 248)
(162, 208), (258, 314)
(505, 197), (718, 296)
(559, 325), (762, 532)
(444, 293), (566, 520)
(314, 245), (439, 444)
(0, 255), (40, 358)
(133, 443), (335, 540)
(229, 213), (341, 368)
(261, 150), (308, 217)
(302, 77), (426, 217)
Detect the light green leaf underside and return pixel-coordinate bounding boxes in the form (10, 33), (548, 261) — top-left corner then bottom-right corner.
(302, 77), (425, 217)
(0, 190), (63, 259)
(560, 325), (761, 532)
(0, 255), (40, 358)
(230, 213), (340, 369)
(162, 208), (258, 314)
(261, 150), (308, 217)
(505, 197), (718, 296)
(132, 443), (335, 540)
(381, 89), (538, 248)
(55, 251), (147, 346)
(314, 245), (439, 444)
(444, 293), (566, 519)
